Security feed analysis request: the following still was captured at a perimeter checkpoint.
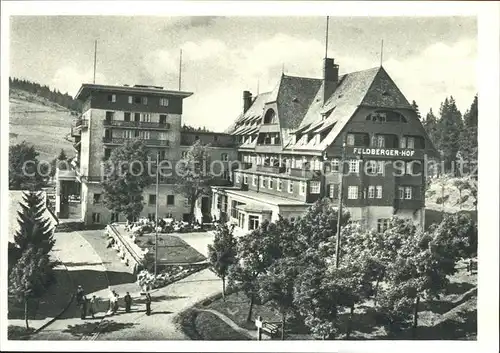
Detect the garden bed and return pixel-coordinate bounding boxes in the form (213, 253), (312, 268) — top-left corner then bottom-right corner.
(176, 309), (249, 340)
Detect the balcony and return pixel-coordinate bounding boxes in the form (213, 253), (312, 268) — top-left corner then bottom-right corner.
(102, 137), (170, 147)
(256, 165), (285, 174)
(71, 126), (81, 137)
(287, 168), (321, 179)
(393, 198), (424, 209)
(103, 120), (171, 130)
(75, 119), (89, 128)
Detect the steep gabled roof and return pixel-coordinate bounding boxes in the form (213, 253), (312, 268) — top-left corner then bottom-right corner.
(276, 75), (322, 130)
(289, 67), (380, 151)
(226, 92), (271, 133)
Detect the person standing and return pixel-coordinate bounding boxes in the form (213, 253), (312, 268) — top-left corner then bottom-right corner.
(80, 296), (87, 320)
(112, 291), (119, 314)
(124, 292), (132, 313)
(76, 285), (84, 305)
(145, 293), (152, 316)
(89, 295), (97, 319)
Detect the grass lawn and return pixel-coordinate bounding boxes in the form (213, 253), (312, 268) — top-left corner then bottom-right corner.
(178, 309), (249, 340)
(134, 233), (206, 264)
(204, 266), (477, 340)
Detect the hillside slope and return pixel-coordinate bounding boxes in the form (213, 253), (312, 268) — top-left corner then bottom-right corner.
(9, 89), (76, 161)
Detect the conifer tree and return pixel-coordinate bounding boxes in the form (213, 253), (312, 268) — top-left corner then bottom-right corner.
(13, 192), (56, 258)
(459, 95), (478, 177)
(423, 108), (439, 148)
(437, 97), (464, 174)
(411, 100), (421, 120)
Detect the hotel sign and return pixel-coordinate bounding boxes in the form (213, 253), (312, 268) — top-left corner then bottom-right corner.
(350, 147), (419, 158)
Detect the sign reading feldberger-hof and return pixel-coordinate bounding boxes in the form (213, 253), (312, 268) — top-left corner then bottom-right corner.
(350, 147), (424, 159)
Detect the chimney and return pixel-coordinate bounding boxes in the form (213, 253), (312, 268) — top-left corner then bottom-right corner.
(323, 58), (339, 105)
(243, 90), (252, 113)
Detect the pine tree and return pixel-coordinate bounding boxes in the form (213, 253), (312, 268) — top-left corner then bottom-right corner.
(437, 97), (464, 174)
(13, 192), (56, 262)
(459, 95), (478, 177)
(411, 100), (421, 120)
(423, 108), (439, 148)
(9, 142), (48, 190)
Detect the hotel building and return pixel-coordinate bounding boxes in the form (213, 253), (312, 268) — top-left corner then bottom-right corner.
(211, 57), (438, 233)
(58, 84), (237, 225)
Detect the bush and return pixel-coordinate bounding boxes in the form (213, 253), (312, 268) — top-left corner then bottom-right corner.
(8, 325), (35, 340)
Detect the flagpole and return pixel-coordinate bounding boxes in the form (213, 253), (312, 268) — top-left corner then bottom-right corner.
(154, 152), (159, 276)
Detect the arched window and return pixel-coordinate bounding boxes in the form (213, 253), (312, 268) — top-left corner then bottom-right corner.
(366, 110), (408, 123)
(263, 109), (277, 124)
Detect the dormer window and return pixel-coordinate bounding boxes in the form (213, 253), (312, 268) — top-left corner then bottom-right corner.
(263, 109), (277, 124)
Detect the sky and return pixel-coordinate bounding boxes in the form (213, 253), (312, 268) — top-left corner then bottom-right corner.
(10, 16), (477, 131)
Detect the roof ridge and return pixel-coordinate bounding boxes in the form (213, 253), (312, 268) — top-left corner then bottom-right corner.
(282, 74), (322, 81)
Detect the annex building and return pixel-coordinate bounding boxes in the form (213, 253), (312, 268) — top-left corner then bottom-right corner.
(211, 57), (438, 233)
(57, 84), (238, 225)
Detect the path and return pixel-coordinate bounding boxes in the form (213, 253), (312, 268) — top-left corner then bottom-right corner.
(94, 269), (222, 340)
(193, 308), (257, 339)
(30, 231), (111, 340)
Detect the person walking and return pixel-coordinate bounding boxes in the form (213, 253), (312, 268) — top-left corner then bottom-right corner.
(80, 296), (87, 320)
(124, 292), (132, 313)
(112, 290), (120, 314)
(145, 292), (152, 316)
(88, 295), (97, 319)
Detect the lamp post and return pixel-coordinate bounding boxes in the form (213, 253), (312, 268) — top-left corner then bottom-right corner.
(154, 152), (159, 276)
(335, 139), (346, 269)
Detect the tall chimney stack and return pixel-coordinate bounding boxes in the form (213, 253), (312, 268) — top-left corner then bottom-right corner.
(323, 58), (339, 105)
(243, 90), (252, 113)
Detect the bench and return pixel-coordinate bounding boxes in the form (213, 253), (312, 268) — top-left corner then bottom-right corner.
(262, 322), (279, 337)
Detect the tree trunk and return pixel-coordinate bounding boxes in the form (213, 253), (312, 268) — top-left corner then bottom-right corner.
(24, 299), (29, 330)
(246, 293), (255, 322)
(190, 197), (196, 224)
(346, 305), (355, 339)
(412, 296), (420, 339)
(281, 312), (286, 341)
(222, 276), (226, 301)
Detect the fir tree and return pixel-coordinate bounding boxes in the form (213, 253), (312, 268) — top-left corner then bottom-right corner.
(423, 108), (439, 148)
(437, 97), (464, 174)
(13, 192), (56, 261)
(459, 95), (478, 177)
(411, 100), (421, 120)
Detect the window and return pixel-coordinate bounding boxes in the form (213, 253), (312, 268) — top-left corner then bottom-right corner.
(111, 213), (119, 223)
(398, 186), (405, 199)
(269, 177), (274, 189)
(377, 219), (390, 233)
(377, 135), (385, 148)
(104, 149), (111, 159)
(366, 161), (377, 174)
(182, 151), (188, 159)
(376, 186), (383, 199)
(407, 137), (415, 149)
(348, 186), (358, 199)
(184, 198), (190, 207)
(368, 186), (375, 199)
(108, 94), (116, 102)
(252, 175), (257, 186)
(142, 97), (148, 105)
(249, 215), (260, 230)
(405, 161), (413, 175)
(105, 111), (114, 121)
(167, 195), (175, 205)
(159, 114), (167, 124)
(134, 96), (141, 104)
(349, 159), (360, 174)
(261, 177), (267, 188)
(310, 181), (321, 194)
(124, 112), (131, 121)
(404, 186), (412, 199)
(300, 181), (306, 195)
(377, 161), (385, 175)
(134, 112), (140, 122)
(277, 178), (282, 191)
(346, 133), (355, 146)
(160, 98), (169, 106)
(128, 96), (133, 104)
(221, 153), (228, 161)
(329, 184), (339, 199)
(141, 113), (151, 122)
(243, 174), (248, 184)
(331, 159), (340, 172)
(92, 213), (101, 224)
(288, 180), (294, 193)
(235, 173), (241, 184)
(139, 131), (150, 139)
(149, 194), (156, 205)
(93, 193), (102, 204)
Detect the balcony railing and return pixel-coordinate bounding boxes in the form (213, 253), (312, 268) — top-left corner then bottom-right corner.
(71, 126), (81, 137)
(103, 137), (170, 147)
(103, 120), (171, 130)
(393, 198), (424, 209)
(256, 165), (286, 174)
(74, 119), (89, 129)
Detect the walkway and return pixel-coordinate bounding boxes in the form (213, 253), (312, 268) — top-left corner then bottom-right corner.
(30, 231), (111, 340)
